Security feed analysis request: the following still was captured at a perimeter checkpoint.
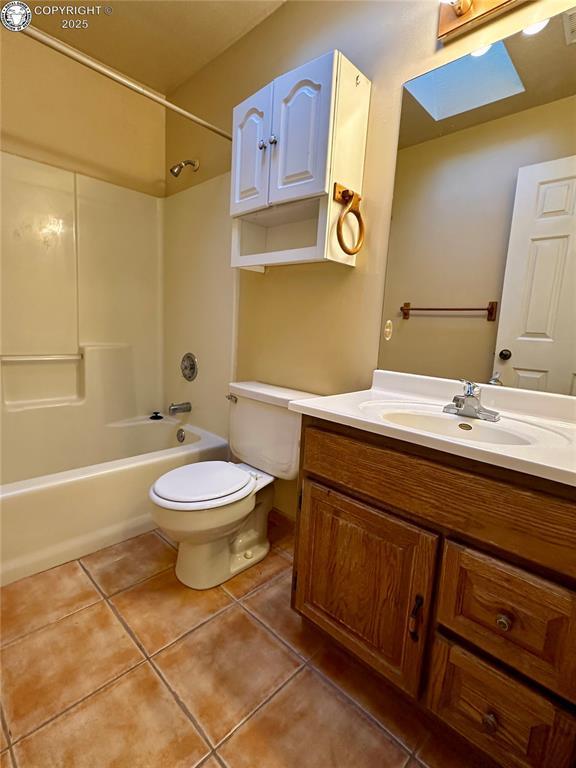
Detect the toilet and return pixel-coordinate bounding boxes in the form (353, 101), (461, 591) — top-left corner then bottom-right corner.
(149, 382), (315, 589)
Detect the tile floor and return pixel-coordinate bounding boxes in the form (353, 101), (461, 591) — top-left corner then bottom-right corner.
(0, 512), (499, 768)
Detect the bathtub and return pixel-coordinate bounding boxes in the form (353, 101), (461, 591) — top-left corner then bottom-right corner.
(0, 421), (228, 585)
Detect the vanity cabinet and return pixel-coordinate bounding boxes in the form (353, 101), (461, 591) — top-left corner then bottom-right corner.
(293, 418), (576, 768)
(294, 481), (437, 696)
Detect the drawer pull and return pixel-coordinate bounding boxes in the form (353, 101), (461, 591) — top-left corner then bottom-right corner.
(408, 594), (424, 641)
(481, 711), (499, 734)
(495, 613), (513, 632)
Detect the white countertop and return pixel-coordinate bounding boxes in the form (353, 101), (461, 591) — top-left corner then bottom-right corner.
(289, 371), (576, 488)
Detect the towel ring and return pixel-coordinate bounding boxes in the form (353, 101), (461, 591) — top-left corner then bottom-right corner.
(334, 183), (365, 256)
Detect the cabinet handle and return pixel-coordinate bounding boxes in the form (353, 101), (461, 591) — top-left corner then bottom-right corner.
(495, 613), (513, 632)
(333, 183), (365, 256)
(258, 139), (268, 150)
(482, 712), (499, 735)
(269, 134), (278, 145)
(408, 594), (424, 641)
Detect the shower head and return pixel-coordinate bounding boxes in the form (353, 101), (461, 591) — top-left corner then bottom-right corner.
(169, 159), (200, 177)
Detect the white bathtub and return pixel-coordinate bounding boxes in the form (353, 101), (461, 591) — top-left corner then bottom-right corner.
(0, 422), (228, 585)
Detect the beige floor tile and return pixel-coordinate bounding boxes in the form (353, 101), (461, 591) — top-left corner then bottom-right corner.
(312, 643), (430, 751)
(0, 751), (12, 768)
(0, 720), (8, 751)
(243, 572), (325, 659)
(0, 562), (100, 647)
(416, 728), (499, 768)
(222, 550), (291, 599)
(155, 605), (301, 745)
(111, 569), (232, 654)
(219, 668), (410, 768)
(13, 664), (209, 768)
(201, 758), (222, 768)
(1, 602), (142, 740)
(80, 531), (176, 595)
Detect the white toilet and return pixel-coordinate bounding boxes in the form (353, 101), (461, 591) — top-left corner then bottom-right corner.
(149, 382), (315, 589)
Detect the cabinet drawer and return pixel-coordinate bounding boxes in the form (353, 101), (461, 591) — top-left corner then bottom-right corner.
(438, 542), (576, 703)
(302, 427), (576, 577)
(427, 637), (576, 768)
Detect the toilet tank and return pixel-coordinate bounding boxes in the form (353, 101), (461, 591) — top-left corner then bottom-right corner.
(228, 382), (317, 480)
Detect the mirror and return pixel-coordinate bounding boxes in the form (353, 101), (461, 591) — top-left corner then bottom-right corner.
(378, 10), (576, 395)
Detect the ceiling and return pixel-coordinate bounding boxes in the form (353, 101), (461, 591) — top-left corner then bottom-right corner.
(399, 12), (576, 149)
(29, 0), (284, 94)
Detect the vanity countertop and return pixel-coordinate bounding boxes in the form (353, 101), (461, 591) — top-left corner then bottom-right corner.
(289, 371), (576, 487)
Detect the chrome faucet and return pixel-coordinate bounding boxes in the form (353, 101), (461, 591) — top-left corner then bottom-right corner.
(169, 401), (192, 415)
(443, 380), (500, 422)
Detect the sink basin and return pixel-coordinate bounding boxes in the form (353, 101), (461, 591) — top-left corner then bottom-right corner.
(358, 402), (569, 447)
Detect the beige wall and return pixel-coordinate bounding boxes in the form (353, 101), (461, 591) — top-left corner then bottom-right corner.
(0, 29), (166, 196)
(165, 0), (568, 517)
(379, 95), (576, 383)
(163, 173), (237, 438)
(166, 0), (569, 397)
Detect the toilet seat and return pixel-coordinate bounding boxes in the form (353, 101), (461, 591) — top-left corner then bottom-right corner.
(151, 461), (257, 511)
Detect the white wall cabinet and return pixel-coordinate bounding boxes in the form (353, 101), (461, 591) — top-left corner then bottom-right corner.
(230, 84), (273, 217)
(230, 51), (371, 269)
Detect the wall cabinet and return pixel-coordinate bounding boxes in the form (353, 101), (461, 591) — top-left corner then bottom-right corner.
(231, 53), (335, 216)
(230, 51), (371, 268)
(293, 419), (576, 768)
(230, 84), (273, 217)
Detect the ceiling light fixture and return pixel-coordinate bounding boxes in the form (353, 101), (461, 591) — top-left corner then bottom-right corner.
(470, 44), (492, 57)
(440, 0), (474, 18)
(522, 18), (550, 35)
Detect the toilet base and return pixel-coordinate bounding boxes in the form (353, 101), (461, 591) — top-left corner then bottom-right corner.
(175, 538), (270, 590)
(173, 484), (275, 590)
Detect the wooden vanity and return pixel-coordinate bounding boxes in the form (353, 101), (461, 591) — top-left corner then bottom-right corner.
(292, 416), (576, 768)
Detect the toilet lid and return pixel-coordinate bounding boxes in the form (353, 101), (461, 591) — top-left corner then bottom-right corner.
(153, 461), (253, 504)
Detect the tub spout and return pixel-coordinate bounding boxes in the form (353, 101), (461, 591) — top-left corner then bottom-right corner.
(169, 401), (192, 415)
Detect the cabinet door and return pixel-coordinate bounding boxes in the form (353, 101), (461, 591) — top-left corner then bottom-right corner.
(230, 83), (273, 217)
(268, 51), (336, 206)
(294, 481), (438, 696)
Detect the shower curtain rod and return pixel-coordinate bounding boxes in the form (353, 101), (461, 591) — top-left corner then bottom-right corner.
(22, 26), (233, 142)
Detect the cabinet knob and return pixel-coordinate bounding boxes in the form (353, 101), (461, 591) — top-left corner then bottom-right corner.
(495, 613), (513, 632)
(258, 139), (268, 150)
(269, 134), (278, 145)
(482, 712), (499, 735)
(498, 349), (512, 360)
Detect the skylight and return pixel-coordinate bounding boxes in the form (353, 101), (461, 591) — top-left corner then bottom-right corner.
(404, 41), (525, 121)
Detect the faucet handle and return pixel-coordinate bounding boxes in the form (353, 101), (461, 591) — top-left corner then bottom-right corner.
(460, 379), (480, 398)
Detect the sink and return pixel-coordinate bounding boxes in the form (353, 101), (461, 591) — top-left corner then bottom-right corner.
(358, 402), (569, 447)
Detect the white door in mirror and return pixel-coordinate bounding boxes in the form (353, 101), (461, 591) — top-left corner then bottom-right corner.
(495, 155), (576, 394)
